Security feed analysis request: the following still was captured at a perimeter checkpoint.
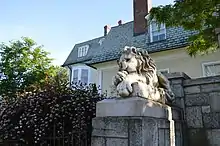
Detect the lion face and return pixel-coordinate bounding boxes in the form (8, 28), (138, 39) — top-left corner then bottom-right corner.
(118, 51), (138, 73)
(117, 46), (157, 75)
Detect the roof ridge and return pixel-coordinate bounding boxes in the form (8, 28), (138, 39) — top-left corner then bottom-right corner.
(75, 36), (105, 46)
(110, 21), (133, 29)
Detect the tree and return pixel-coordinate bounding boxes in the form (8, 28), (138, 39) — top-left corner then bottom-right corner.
(0, 37), (56, 99)
(149, 0), (220, 56)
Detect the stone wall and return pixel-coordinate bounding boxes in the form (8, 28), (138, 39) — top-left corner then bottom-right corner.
(92, 97), (184, 146)
(167, 72), (220, 146)
(92, 117), (183, 146)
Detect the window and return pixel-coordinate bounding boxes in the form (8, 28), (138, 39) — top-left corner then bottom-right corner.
(202, 61), (220, 77)
(73, 69), (78, 83)
(158, 68), (169, 74)
(71, 67), (90, 85)
(81, 69), (88, 84)
(78, 45), (89, 57)
(150, 21), (166, 42)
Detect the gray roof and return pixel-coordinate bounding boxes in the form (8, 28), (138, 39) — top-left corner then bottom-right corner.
(63, 21), (196, 66)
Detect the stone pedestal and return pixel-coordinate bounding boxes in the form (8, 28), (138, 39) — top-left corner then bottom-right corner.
(91, 97), (183, 146)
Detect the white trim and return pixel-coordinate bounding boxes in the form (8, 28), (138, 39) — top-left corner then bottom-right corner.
(98, 65), (118, 70)
(98, 70), (103, 93)
(202, 61), (220, 77)
(158, 68), (170, 73)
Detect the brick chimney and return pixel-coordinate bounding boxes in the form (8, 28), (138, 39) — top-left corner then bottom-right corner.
(104, 25), (111, 36)
(133, 0), (152, 36)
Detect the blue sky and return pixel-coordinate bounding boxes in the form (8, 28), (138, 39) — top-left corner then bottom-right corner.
(0, 0), (172, 65)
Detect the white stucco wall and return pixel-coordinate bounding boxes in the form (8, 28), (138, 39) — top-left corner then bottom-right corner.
(92, 48), (220, 96)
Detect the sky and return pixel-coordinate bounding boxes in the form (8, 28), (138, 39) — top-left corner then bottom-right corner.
(0, 0), (173, 65)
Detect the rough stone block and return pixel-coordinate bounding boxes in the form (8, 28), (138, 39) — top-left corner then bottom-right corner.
(142, 118), (159, 146)
(158, 119), (170, 129)
(158, 128), (182, 146)
(175, 130), (182, 146)
(203, 113), (220, 128)
(185, 93), (210, 106)
(188, 129), (210, 146)
(207, 129), (220, 146)
(129, 118), (143, 146)
(91, 137), (105, 146)
(184, 86), (200, 94)
(159, 129), (165, 146)
(174, 98), (185, 109)
(186, 107), (203, 128)
(202, 106), (211, 114)
(172, 84), (184, 98)
(201, 83), (220, 93)
(164, 129), (170, 146)
(171, 79), (183, 85)
(210, 92), (220, 112)
(92, 117), (128, 138)
(106, 138), (128, 146)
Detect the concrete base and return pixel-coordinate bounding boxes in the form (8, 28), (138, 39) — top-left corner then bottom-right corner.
(96, 97), (180, 120)
(92, 97), (183, 146)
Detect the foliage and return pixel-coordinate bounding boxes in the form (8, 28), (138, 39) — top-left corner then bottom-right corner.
(0, 80), (106, 145)
(0, 37), (56, 99)
(149, 0), (220, 56)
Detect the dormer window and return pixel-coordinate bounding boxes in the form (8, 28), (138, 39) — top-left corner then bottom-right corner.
(150, 21), (166, 42)
(78, 45), (89, 57)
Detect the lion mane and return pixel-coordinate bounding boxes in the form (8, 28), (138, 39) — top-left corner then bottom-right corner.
(120, 46), (174, 103)
(121, 46), (158, 84)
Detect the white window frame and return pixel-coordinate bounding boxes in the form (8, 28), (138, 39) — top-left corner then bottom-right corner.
(78, 45), (89, 57)
(158, 68), (170, 74)
(71, 66), (91, 84)
(202, 61), (220, 77)
(149, 20), (166, 42)
(72, 69), (79, 83)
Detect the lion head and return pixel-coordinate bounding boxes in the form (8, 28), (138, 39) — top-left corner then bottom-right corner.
(117, 46), (157, 76)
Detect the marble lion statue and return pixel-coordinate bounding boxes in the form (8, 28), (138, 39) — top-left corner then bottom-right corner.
(112, 46), (174, 104)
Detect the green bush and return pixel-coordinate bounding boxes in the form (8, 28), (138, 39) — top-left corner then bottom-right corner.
(0, 82), (106, 145)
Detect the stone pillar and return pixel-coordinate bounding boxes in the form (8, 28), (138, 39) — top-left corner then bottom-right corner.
(166, 72), (190, 146)
(91, 97), (183, 146)
(166, 72), (190, 111)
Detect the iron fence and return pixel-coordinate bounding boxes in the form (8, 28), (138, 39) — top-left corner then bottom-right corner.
(0, 123), (91, 146)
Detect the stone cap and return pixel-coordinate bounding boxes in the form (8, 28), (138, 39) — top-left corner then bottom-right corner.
(165, 72), (191, 80)
(96, 97), (181, 120)
(184, 75), (220, 86)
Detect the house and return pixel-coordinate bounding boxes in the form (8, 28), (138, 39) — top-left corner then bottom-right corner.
(63, 0), (220, 96)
